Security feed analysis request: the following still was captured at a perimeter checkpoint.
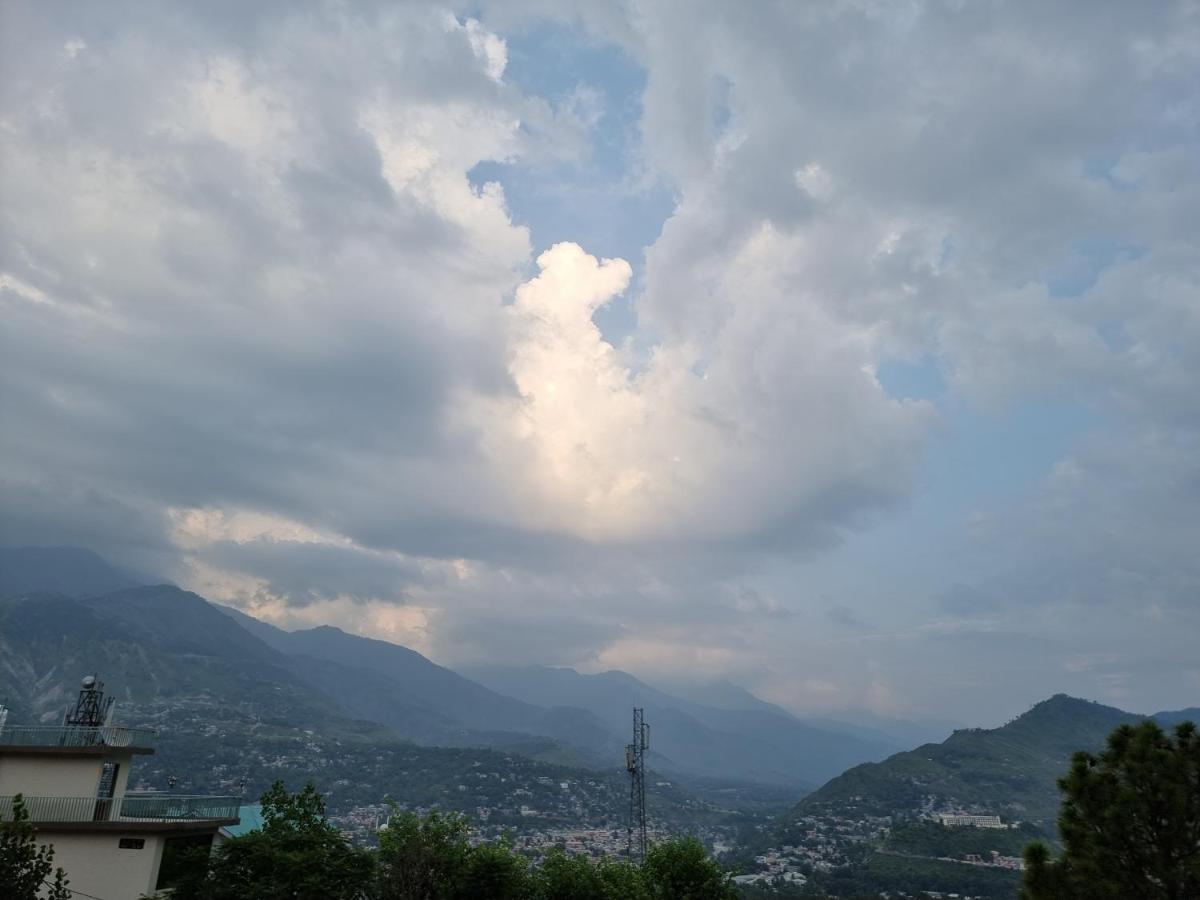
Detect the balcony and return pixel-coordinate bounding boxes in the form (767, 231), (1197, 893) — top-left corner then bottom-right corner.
(0, 793), (241, 825)
(0, 725), (157, 751)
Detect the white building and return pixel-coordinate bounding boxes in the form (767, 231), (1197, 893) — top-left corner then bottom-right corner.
(937, 813), (1004, 828)
(0, 681), (239, 899)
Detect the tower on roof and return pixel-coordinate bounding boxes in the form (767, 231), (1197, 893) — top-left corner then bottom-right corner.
(65, 674), (114, 728)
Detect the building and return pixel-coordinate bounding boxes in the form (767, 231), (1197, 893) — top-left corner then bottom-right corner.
(937, 813), (1004, 828)
(0, 677), (240, 899)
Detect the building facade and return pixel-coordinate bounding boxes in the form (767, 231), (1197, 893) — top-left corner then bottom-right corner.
(936, 813), (1005, 829)
(0, 696), (239, 899)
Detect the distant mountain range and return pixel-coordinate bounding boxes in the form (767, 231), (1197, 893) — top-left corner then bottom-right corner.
(777, 693), (1200, 839)
(8, 544), (1186, 831)
(0, 546), (893, 793)
(463, 665), (897, 787)
(0, 566), (710, 829)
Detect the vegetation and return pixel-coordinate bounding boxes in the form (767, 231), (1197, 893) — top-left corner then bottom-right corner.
(376, 804), (736, 899)
(170, 782), (737, 900)
(785, 695), (1142, 828)
(1021, 719), (1200, 900)
(770, 852), (1020, 899)
(0, 794), (72, 900)
(171, 781), (376, 900)
(857, 853), (1019, 897)
(883, 818), (1045, 857)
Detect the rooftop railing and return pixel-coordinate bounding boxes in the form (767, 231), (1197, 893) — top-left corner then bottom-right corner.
(0, 793), (240, 824)
(0, 725), (157, 749)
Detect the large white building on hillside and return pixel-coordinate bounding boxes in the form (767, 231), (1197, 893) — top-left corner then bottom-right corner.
(0, 677), (240, 899)
(937, 813), (1004, 828)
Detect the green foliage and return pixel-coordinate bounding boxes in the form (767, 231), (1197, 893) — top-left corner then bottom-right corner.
(536, 850), (653, 900)
(1021, 719), (1200, 900)
(375, 810), (734, 900)
(643, 836), (738, 899)
(0, 794), (71, 900)
(376, 807), (473, 899)
(884, 818), (1044, 858)
(785, 695), (1140, 828)
(595, 859), (652, 900)
(858, 853), (1018, 898)
(460, 838), (533, 899)
(163, 782), (740, 900)
(538, 850), (608, 900)
(259, 780), (330, 835)
(172, 780), (376, 900)
(787, 852), (1018, 899)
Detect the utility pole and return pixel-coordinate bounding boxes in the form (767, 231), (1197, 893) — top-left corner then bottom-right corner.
(625, 707), (649, 860)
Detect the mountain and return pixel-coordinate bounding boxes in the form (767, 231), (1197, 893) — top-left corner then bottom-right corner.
(1153, 706), (1200, 727)
(0, 587), (733, 836)
(0, 585), (351, 728)
(0, 547), (879, 792)
(759, 695), (1198, 898)
(780, 694), (1197, 831)
(216, 612), (619, 761)
(798, 710), (959, 751)
(653, 678), (797, 717)
(0, 545), (142, 598)
(462, 664), (895, 788)
(660, 678), (957, 754)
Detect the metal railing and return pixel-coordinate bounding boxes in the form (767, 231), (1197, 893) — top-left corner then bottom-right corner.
(0, 725), (157, 749)
(0, 793), (240, 824)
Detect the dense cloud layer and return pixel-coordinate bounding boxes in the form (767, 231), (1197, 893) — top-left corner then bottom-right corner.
(2, 0), (1197, 721)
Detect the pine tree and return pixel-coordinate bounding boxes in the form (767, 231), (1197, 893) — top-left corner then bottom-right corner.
(1021, 719), (1200, 900)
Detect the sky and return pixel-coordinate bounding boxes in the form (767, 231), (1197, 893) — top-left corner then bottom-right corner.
(1, 1), (1197, 726)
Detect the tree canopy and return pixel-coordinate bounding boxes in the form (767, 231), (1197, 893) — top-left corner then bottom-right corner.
(171, 780), (376, 900)
(1021, 719), (1200, 900)
(0, 794), (72, 900)
(375, 804), (733, 900)
(168, 783), (736, 900)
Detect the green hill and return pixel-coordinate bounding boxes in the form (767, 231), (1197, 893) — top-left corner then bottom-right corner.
(781, 694), (1153, 832)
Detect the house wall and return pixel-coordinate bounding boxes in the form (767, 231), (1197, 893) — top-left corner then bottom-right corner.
(0, 752), (135, 798)
(37, 832), (163, 900)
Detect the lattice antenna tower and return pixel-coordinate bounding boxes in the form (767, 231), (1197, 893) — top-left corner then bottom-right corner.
(625, 706), (650, 860)
(64, 674), (113, 727)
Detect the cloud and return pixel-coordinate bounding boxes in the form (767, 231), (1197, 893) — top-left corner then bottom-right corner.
(2, 0), (1198, 721)
(471, 236), (932, 543)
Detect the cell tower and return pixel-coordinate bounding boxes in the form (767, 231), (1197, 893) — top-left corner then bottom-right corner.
(64, 674), (114, 727)
(625, 706), (650, 860)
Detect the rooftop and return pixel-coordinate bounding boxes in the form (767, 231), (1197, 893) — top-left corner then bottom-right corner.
(0, 725), (157, 755)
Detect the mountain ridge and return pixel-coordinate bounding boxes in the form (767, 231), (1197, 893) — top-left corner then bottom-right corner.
(780, 692), (1197, 836)
(463, 663), (895, 787)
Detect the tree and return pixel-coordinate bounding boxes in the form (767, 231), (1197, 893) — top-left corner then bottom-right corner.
(0, 794), (72, 900)
(594, 858), (652, 900)
(172, 780), (375, 900)
(459, 837), (533, 900)
(1022, 719), (1200, 900)
(538, 850), (608, 900)
(376, 807), (472, 899)
(374, 810), (738, 900)
(642, 837), (737, 900)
